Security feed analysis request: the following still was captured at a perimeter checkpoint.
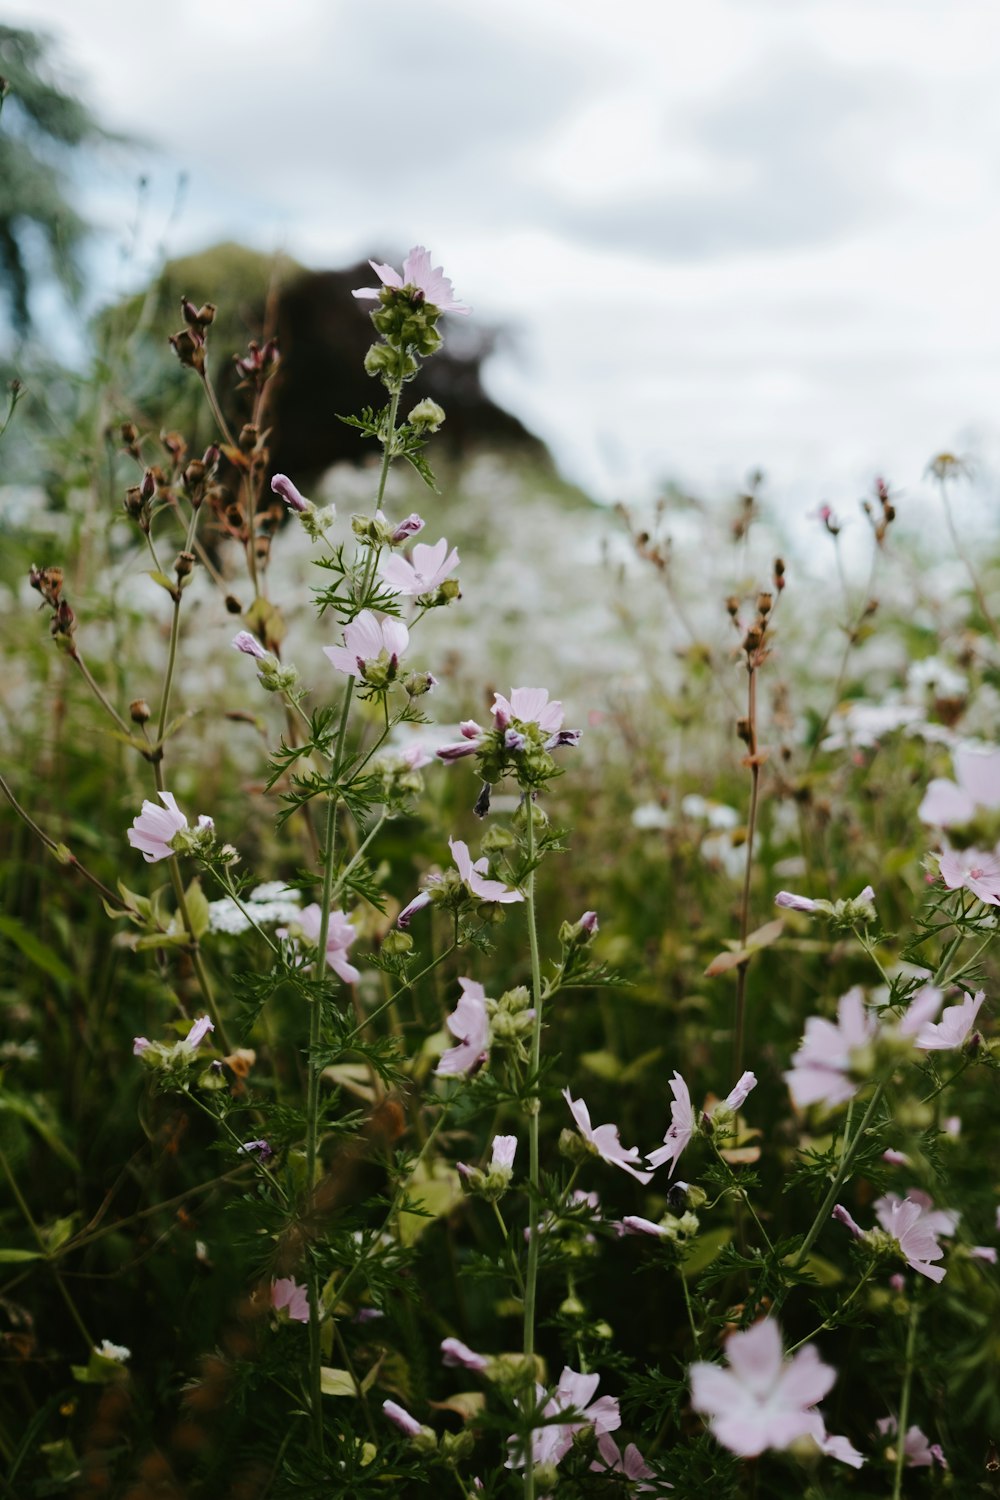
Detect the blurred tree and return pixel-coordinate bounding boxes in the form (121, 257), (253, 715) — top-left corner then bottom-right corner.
(0, 26), (105, 337)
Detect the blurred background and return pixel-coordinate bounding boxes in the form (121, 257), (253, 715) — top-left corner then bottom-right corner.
(5, 0), (1000, 509)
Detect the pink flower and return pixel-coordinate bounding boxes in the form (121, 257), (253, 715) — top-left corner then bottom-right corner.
(450, 836), (524, 904)
(384, 511), (424, 542)
(784, 987), (877, 1109)
(353, 246), (470, 314)
(918, 742), (1000, 826)
(491, 1135), (517, 1170)
(278, 904), (360, 985)
(133, 1014), (214, 1058)
(877, 1416), (947, 1468)
(436, 719), (489, 761)
(724, 1070), (758, 1111)
(232, 630), (267, 659)
(378, 538), (459, 596)
(128, 791), (208, 863)
(874, 1191), (957, 1282)
(270, 473), (310, 512)
(689, 1319), (837, 1458)
(913, 989), (985, 1050)
(383, 1398), (423, 1437)
(590, 1433), (656, 1486)
(899, 984), (943, 1037)
(509, 1366), (621, 1471)
(938, 847), (1000, 905)
(492, 687), (579, 748)
(563, 1088), (653, 1184)
(441, 1337), (489, 1372)
(271, 1276), (309, 1322)
(647, 1072), (695, 1175)
(323, 610), (409, 681)
(618, 1215), (670, 1238)
(775, 883), (875, 915)
(970, 1245), (997, 1263)
(437, 978), (491, 1075)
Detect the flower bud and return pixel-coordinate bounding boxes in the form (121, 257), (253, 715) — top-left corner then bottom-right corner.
(409, 398), (446, 432)
(168, 328), (205, 373)
(381, 930), (413, 957)
(403, 671), (437, 698)
(130, 699), (151, 724)
(480, 826), (515, 853)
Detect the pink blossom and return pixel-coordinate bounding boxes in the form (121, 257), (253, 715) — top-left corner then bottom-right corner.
(441, 1337), (489, 1372)
(899, 984), (943, 1037)
(271, 473), (309, 512)
(647, 1072), (695, 1175)
(436, 720), (488, 761)
(232, 630), (267, 659)
(133, 1014), (214, 1058)
(450, 837), (524, 905)
(128, 791), (202, 863)
(775, 883), (875, 914)
(784, 987), (877, 1109)
(378, 538), (459, 596)
(353, 247), (470, 315)
(387, 511), (425, 542)
(618, 1215), (670, 1238)
(271, 1276), (309, 1322)
(877, 1416), (947, 1468)
(689, 1319), (837, 1458)
(938, 848), (1000, 905)
(383, 1398), (423, 1437)
(492, 686), (580, 748)
(882, 1149), (910, 1166)
(509, 1366), (621, 1471)
(590, 1433), (657, 1486)
(563, 1089), (653, 1184)
(970, 1245), (997, 1263)
(803, 1419), (865, 1468)
(323, 610), (409, 680)
(918, 742), (1000, 826)
(724, 1070), (758, 1111)
(278, 904), (360, 985)
(491, 1135), (517, 1169)
(914, 989), (985, 1050)
(437, 979), (491, 1075)
(874, 1192), (956, 1282)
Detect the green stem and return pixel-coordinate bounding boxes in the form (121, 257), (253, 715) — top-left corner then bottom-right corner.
(520, 800), (545, 1500)
(892, 1299), (920, 1500)
(151, 759), (229, 1049)
(784, 1259), (877, 1354)
(344, 943), (458, 1044)
(492, 1201), (525, 1296)
(69, 646), (131, 735)
(678, 1256), (700, 1353)
(793, 1080), (887, 1271)
(0, 772), (137, 914)
(712, 1142), (775, 1255)
(331, 811), (389, 903)
(0, 1144), (93, 1351)
(325, 1108), (448, 1323)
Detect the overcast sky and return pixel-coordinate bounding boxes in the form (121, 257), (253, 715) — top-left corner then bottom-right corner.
(13, 0), (1000, 510)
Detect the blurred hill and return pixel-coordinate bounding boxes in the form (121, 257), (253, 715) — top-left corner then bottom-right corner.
(103, 241), (547, 485)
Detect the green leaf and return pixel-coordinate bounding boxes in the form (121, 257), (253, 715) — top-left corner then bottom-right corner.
(680, 1227), (733, 1278)
(146, 570), (178, 596)
(320, 1367), (357, 1397)
(184, 877), (210, 939)
(0, 1091), (79, 1170)
(0, 915), (75, 989)
(0, 1247), (43, 1263)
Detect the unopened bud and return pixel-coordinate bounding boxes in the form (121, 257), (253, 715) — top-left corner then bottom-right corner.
(408, 397), (446, 432)
(238, 423), (258, 453)
(381, 929), (413, 957)
(130, 699), (151, 724)
(168, 328), (205, 373)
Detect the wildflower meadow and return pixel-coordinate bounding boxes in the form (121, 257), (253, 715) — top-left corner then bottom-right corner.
(1, 240), (999, 1500)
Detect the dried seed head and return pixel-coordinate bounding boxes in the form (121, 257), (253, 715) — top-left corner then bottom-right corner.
(130, 699), (151, 724)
